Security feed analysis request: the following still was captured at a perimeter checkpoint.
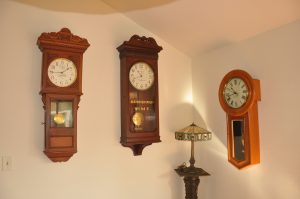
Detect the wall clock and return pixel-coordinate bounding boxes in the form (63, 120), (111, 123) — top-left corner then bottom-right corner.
(37, 28), (90, 162)
(117, 35), (163, 155)
(218, 69), (261, 169)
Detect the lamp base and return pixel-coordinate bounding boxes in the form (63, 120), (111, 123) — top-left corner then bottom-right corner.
(175, 165), (210, 199)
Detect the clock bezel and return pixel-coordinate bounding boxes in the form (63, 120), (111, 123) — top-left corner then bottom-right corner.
(219, 70), (256, 116)
(129, 61), (154, 91)
(47, 57), (78, 88)
(223, 77), (249, 109)
(40, 53), (82, 95)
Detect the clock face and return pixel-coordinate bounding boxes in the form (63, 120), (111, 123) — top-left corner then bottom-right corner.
(48, 58), (77, 87)
(223, 77), (249, 109)
(129, 62), (154, 91)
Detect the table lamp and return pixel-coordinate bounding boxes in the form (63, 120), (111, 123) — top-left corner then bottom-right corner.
(175, 122), (212, 199)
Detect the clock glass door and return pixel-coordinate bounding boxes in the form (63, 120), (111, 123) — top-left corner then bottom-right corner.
(232, 119), (245, 161)
(50, 100), (73, 128)
(129, 91), (157, 132)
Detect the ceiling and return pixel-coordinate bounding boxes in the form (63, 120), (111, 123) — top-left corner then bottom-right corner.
(103, 0), (300, 56)
(13, 0), (300, 56)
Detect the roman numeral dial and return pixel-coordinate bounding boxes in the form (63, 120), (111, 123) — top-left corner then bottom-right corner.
(223, 77), (249, 108)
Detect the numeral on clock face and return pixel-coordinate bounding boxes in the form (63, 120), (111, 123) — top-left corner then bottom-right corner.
(223, 77), (249, 108)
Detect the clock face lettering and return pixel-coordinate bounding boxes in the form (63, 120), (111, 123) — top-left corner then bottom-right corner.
(48, 58), (77, 87)
(223, 77), (249, 108)
(129, 62), (154, 90)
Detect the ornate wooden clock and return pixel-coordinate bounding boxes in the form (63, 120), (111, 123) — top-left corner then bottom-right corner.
(37, 28), (90, 162)
(218, 69), (261, 169)
(117, 35), (162, 155)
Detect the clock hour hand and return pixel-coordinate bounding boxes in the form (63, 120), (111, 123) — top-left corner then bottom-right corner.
(230, 87), (236, 93)
(137, 70), (143, 78)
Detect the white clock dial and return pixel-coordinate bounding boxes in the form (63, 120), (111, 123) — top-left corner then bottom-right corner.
(129, 62), (154, 90)
(223, 77), (249, 108)
(48, 58), (77, 87)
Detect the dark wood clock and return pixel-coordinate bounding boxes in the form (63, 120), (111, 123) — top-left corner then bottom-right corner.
(117, 35), (163, 155)
(37, 28), (90, 162)
(218, 69), (261, 169)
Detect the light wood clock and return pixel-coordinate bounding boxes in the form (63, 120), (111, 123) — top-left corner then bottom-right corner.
(117, 35), (163, 155)
(218, 69), (261, 169)
(37, 28), (90, 162)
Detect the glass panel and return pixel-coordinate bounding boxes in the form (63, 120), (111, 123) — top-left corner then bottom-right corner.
(129, 91), (156, 132)
(50, 101), (73, 128)
(232, 120), (245, 161)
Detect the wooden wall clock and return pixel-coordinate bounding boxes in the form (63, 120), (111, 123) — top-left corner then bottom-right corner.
(37, 28), (90, 162)
(117, 35), (163, 155)
(218, 69), (261, 169)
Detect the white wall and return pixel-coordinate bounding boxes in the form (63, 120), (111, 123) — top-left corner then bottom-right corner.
(192, 20), (300, 199)
(0, 1), (194, 198)
(3, 1), (299, 199)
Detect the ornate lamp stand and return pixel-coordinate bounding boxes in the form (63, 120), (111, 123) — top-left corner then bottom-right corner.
(175, 123), (212, 199)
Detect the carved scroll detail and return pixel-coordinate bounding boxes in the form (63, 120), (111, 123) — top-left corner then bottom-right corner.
(126, 35), (161, 49)
(37, 28), (90, 51)
(117, 35), (162, 55)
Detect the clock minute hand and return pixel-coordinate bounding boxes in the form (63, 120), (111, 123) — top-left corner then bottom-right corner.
(50, 68), (70, 74)
(50, 70), (64, 74)
(228, 93), (236, 97)
(61, 67), (70, 73)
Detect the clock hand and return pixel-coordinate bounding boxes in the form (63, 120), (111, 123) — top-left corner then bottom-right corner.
(50, 71), (64, 74)
(61, 67), (70, 73)
(50, 68), (70, 74)
(228, 93), (236, 97)
(225, 87), (236, 94)
(137, 70), (143, 78)
(230, 88), (239, 96)
(230, 88), (236, 92)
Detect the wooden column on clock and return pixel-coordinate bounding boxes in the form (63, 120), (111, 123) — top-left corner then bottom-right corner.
(117, 35), (162, 155)
(37, 28), (89, 162)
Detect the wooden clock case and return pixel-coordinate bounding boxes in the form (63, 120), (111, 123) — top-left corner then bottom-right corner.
(37, 28), (90, 162)
(117, 35), (163, 155)
(219, 69), (261, 169)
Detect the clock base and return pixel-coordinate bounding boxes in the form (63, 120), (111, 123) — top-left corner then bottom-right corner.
(121, 143), (151, 156)
(120, 133), (161, 155)
(44, 150), (76, 162)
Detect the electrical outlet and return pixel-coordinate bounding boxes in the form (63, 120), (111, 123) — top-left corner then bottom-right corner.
(1, 156), (12, 171)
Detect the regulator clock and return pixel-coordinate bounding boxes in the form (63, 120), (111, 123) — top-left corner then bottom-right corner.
(219, 69), (261, 169)
(37, 28), (90, 162)
(117, 35), (162, 155)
